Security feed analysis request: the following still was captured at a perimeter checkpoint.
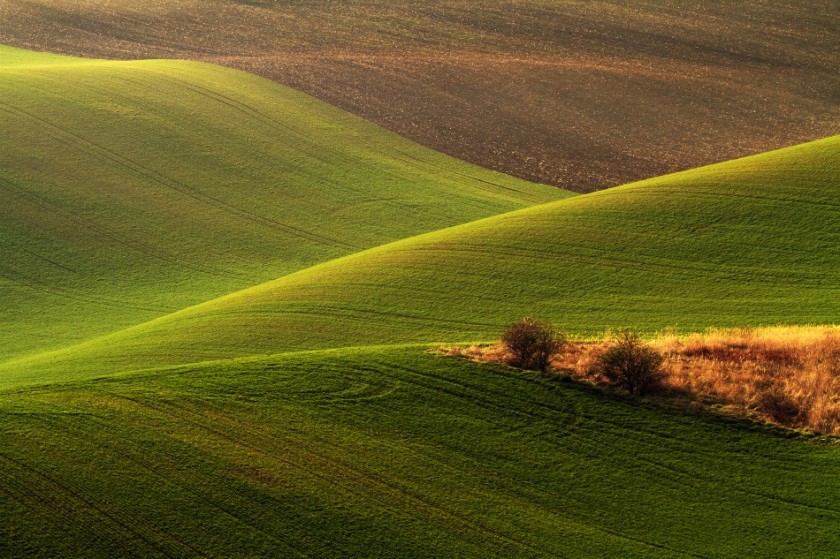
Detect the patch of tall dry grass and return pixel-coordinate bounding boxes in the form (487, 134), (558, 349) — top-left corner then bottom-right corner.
(440, 325), (840, 435)
(653, 326), (840, 435)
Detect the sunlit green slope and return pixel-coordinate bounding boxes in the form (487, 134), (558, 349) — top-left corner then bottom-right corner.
(2, 346), (838, 558)
(6, 137), (837, 386)
(0, 45), (565, 362)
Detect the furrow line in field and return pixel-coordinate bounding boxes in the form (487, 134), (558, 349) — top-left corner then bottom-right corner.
(32, 411), (311, 559)
(404, 363), (840, 517)
(394, 367), (813, 548)
(390, 365), (736, 484)
(0, 267), (169, 314)
(0, 159), (249, 283)
(148, 71), (397, 187)
(149, 69), (490, 211)
(388, 144), (524, 194)
(0, 466), (92, 556)
(268, 305), (499, 330)
(0, 451), (178, 558)
(0, 97), (352, 251)
(646, 187), (840, 210)
(184, 381), (709, 557)
(133, 393), (553, 556)
(408, 241), (833, 285)
(0, 236), (79, 275)
(108, 394), (401, 556)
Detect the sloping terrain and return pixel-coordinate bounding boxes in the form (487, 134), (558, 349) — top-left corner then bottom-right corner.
(0, 45), (564, 363)
(0, 40), (838, 559)
(1, 0), (837, 191)
(5, 136), (837, 386)
(2, 346), (838, 558)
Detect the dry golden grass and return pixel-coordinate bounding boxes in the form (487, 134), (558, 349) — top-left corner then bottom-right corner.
(653, 326), (840, 435)
(442, 326), (840, 435)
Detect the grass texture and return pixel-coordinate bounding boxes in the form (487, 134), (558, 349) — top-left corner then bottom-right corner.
(1, 346), (838, 558)
(1, 45), (838, 558)
(0, 45), (565, 363)
(6, 135), (836, 386)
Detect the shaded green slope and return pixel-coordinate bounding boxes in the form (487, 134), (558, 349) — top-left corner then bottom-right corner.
(5, 137), (837, 386)
(1, 346), (838, 558)
(0, 45), (565, 362)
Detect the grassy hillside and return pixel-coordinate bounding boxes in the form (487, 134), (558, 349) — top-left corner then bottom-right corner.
(5, 136), (837, 386)
(2, 346), (838, 558)
(1, 0), (836, 192)
(0, 45), (565, 362)
(0, 31), (837, 559)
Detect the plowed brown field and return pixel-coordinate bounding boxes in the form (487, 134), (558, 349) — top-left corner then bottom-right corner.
(1, 0), (837, 191)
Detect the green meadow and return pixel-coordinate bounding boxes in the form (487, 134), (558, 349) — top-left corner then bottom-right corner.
(3, 347), (839, 558)
(0, 45), (564, 363)
(4, 134), (837, 386)
(1, 46), (838, 557)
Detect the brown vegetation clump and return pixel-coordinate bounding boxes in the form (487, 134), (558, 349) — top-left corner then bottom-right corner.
(599, 330), (665, 396)
(501, 318), (566, 372)
(441, 325), (840, 436)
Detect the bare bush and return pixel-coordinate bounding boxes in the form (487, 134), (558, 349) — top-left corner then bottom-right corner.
(502, 318), (565, 372)
(599, 330), (664, 395)
(442, 326), (840, 435)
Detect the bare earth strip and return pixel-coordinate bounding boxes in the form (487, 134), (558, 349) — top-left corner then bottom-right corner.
(0, 0), (836, 191)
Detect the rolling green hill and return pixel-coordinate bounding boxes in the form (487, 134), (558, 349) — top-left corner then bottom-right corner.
(1, 45), (839, 559)
(2, 346), (838, 558)
(6, 135), (836, 386)
(0, 45), (565, 363)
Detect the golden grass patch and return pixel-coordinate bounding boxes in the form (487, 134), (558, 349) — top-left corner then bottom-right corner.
(442, 326), (840, 435)
(654, 326), (840, 435)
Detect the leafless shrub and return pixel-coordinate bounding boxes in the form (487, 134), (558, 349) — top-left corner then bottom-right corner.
(502, 318), (566, 372)
(441, 326), (840, 435)
(599, 329), (664, 396)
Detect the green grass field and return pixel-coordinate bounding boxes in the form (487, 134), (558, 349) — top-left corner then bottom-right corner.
(5, 134), (836, 386)
(1, 46), (839, 557)
(0, 45), (564, 363)
(3, 346), (839, 558)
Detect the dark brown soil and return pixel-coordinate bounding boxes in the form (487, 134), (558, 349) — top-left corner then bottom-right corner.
(1, 0), (837, 191)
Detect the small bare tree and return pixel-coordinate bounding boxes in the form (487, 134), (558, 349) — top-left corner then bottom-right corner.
(502, 318), (566, 372)
(599, 329), (664, 395)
